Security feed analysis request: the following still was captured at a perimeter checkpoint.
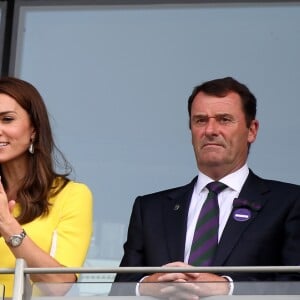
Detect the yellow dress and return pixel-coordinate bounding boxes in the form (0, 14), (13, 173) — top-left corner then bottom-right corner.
(0, 180), (93, 297)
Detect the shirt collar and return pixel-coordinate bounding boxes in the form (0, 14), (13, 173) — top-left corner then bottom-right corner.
(194, 164), (249, 195)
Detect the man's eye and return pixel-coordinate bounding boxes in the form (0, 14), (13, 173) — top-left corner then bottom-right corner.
(217, 115), (234, 124)
(195, 117), (208, 125)
(198, 118), (207, 123)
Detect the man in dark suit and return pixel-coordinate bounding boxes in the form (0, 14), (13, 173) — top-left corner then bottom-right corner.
(112, 77), (300, 298)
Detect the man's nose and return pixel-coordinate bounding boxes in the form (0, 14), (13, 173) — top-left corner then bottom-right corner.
(204, 117), (219, 135)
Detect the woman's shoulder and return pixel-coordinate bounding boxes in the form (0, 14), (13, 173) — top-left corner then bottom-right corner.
(61, 180), (93, 199)
(64, 180), (92, 192)
(53, 177), (92, 192)
(50, 178), (93, 206)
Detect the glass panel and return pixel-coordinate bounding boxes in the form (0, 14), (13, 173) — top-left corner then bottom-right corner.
(10, 2), (300, 271)
(31, 281), (300, 298)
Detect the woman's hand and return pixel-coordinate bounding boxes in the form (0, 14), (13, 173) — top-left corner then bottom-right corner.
(0, 177), (18, 238)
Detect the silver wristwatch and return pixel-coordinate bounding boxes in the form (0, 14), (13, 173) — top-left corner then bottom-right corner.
(6, 229), (26, 247)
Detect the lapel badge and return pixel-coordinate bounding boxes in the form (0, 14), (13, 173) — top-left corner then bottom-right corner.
(233, 208), (251, 222)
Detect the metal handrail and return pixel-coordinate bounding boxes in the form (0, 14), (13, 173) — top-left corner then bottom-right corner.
(0, 268), (14, 274)
(18, 265), (300, 274)
(2, 259), (300, 300)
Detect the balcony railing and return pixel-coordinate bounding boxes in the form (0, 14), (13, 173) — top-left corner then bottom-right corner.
(1, 259), (300, 300)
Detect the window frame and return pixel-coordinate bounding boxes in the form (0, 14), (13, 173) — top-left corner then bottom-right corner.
(0, 2), (7, 75)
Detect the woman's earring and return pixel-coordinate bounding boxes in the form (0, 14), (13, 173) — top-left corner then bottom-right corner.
(29, 142), (34, 154)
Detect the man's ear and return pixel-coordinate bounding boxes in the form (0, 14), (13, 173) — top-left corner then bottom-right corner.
(248, 119), (259, 144)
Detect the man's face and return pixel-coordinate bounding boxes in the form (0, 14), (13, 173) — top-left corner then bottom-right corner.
(190, 91), (258, 179)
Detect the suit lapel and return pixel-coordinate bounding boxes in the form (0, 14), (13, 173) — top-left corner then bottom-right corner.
(213, 171), (270, 266)
(163, 177), (197, 262)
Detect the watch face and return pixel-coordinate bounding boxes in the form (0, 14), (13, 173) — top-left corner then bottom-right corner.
(7, 230), (26, 247)
(11, 236), (22, 247)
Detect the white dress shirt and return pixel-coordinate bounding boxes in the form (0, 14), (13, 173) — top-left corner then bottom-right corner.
(184, 164), (249, 262)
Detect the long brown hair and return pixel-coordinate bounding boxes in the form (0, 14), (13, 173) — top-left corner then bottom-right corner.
(0, 77), (72, 224)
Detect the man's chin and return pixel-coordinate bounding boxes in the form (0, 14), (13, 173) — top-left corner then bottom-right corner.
(198, 157), (225, 167)
(204, 161), (223, 167)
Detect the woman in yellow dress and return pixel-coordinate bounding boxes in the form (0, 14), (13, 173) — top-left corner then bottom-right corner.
(0, 77), (93, 297)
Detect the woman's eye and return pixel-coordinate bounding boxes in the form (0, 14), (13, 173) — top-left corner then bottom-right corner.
(1, 117), (14, 123)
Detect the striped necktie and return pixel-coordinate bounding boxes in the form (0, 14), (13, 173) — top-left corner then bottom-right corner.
(188, 181), (227, 266)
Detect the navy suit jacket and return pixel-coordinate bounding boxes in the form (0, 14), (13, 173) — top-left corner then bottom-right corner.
(113, 170), (300, 290)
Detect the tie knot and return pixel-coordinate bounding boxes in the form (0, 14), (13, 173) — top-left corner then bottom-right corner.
(206, 181), (227, 195)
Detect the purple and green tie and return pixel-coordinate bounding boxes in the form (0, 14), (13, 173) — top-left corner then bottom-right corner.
(188, 181), (227, 266)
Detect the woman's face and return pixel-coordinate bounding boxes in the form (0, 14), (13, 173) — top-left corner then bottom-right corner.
(0, 93), (35, 165)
